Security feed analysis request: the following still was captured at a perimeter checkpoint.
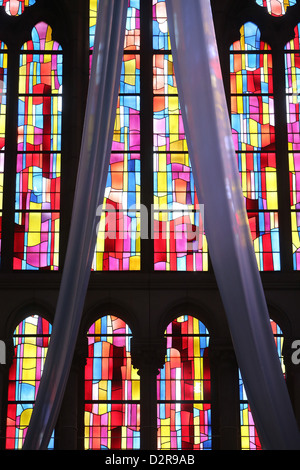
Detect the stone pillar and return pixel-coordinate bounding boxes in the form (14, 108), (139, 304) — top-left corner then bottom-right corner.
(283, 338), (300, 431)
(55, 338), (87, 450)
(0, 339), (14, 450)
(209, 343), (240, 450)
(131, 337), (166, 450)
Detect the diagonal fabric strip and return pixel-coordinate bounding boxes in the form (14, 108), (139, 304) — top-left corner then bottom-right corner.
(165, 0), (300, 450)
(22, 0), (128, 450)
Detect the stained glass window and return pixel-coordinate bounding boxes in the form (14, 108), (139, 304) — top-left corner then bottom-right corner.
(157, 315), (211, 450)
(153, 0), (207, 272)
(6, 315), (53, 449)
(239, 319), (284, 450)
(85, 315), (140, 449)
(13, 22), (62, 270)
(90, 1), (141, 271)
(0, 0), (35, 16)
(285, 23), (300, 269)
(0, 41), (7, 265)
(256, 0), (297, 16)
(230, 22), (280, 271)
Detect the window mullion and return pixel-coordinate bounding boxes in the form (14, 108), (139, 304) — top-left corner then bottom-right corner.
(272, 42), (294, 271)
(1, 46), (18, 272)
(140, 0), (154, 272)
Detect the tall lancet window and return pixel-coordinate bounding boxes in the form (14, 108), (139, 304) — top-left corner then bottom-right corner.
(285, 23), (300, 269)
(239, 319), (285, 450)
(85, 315), (140, 449)
(0, 40), (7, 264)
(13, 22), (62, 270)
(5, 315), (53, 449)
(152, 0), (207, 272)
(90, 1), (141, 271)
(157, 315), (211, 450)
(230, 22), (280, 271)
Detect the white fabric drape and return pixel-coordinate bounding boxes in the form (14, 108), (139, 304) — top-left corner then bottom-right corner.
(22, 0), (128, 450)
(165, 0), (300, 450)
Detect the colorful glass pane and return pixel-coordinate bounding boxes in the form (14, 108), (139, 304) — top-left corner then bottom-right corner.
(153, 2), (207, 271)
(230, 22), (280, 271)
(256, 0), (297, 16)
(157, 315), (211, 450)
(6, 315), (54, 449)
(0, 41), (7, 265)
(239, 320), (284, 450)
(90, 1), (141, 271)
(0, 0), (35, 16)
(285, 24), (300, 269)
(153, 0), (170, 50)
(85, 315), (140, 449)
(13, 22), (62, 270)
(89, 0), (140, 52)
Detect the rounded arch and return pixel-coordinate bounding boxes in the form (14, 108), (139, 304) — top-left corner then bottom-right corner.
(266, 300), (293, 338)
(229, 20), (272, 51)
(4, 299), (54, 339)
(4, 307), (53, 450)
(20, 19), (63, 52)
(81, 300), (140, 341)
(83, 306), (141, 450)
(156, 309), (213, 450)
(158, 299), (225, 343)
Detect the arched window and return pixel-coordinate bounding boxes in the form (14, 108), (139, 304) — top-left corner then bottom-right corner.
(153, 0), (207, 272)
(85, 314), (140, 449)
(157, 315), (211, 450)
(239, 319), (285, 450)
(90, 1), (141, 271)
(230, 22), (280, 271)
(0, 40), (7, 264)
(0, 0), (36, 16)
(5, 314), (53, 449)
(285, 23), (300, 269)
(255, 0), (297, 16)
(89, 0), (206, 272)
(13, 22), (62, 270)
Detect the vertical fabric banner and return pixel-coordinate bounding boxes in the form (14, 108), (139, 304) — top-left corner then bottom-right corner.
(22, 0), (128, 450)
(166, 0), (300, 450)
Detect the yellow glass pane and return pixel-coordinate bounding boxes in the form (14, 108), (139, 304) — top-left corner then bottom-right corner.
(19, 408), (32, 430)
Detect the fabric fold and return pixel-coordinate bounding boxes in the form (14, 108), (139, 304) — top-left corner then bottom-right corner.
(165, 0), (300, 450)
(22, 0), (128, 450)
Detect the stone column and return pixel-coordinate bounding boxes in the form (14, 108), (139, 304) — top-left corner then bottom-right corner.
(0, 339), (13, 450)
(55, 338), (87, 450)
(209, 343), (240, 450)
(131, 337), (166, 450)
